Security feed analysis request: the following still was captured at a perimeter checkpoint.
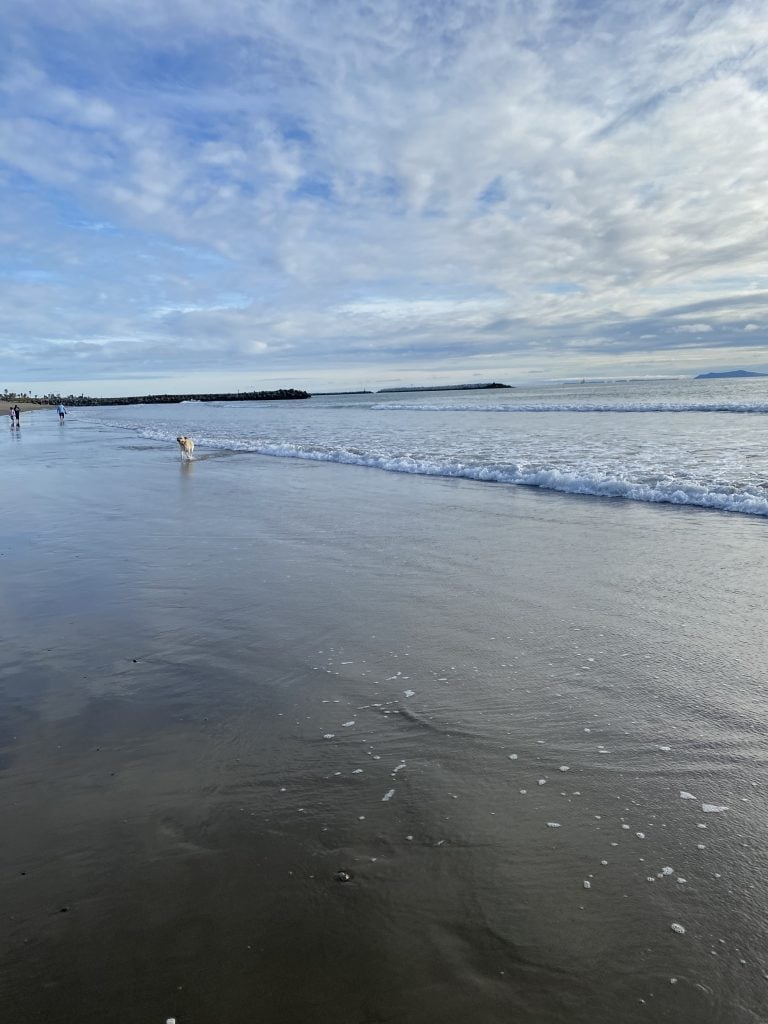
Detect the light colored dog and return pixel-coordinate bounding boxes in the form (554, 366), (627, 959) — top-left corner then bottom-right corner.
(176, 435), (195, 458)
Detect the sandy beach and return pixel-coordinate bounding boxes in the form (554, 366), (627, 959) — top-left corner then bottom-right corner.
(0, 401), (43, 415)
(1, 413), (766, 1023)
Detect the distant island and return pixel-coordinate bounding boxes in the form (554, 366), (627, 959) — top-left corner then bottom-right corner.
(377, 382), (513, 394)
(29, 389), (311, 407)
(695, 370), (767, 379)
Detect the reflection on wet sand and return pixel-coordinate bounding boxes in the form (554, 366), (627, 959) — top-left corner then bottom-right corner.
(1, 415), (766, 1024)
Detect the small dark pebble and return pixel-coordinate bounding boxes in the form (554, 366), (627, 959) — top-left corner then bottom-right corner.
(334, 870), (353, 883)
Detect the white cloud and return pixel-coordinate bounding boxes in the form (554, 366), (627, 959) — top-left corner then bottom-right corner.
(675, 323), (714, 333)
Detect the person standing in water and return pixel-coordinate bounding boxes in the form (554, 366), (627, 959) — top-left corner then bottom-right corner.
(56, 403), (66, 422)
(13, 405), (20, 424)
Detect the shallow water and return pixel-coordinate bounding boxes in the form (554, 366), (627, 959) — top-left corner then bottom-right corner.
(77, 376), (768, 516)
(1, 412), (767, 1022)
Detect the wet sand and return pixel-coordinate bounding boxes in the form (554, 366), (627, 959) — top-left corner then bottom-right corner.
(1, 415), (767, 1023)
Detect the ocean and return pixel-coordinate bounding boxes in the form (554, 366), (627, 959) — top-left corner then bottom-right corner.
(1, 382), (767, 1023)
(76, 376), (768, 516)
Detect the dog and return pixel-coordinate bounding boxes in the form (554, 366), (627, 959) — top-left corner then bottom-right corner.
(176, 435), (195, 459)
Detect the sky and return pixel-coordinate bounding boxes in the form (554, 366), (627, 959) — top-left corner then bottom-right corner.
(1, 0), (767, 396)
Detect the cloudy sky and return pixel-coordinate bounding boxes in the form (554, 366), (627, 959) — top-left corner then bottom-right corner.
(1, 0), (767, 395)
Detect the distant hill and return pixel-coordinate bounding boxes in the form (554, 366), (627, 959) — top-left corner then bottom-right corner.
(695, 370), (768, 379)
(377, 382), (513, 393)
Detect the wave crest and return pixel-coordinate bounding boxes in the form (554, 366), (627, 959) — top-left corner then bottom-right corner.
(378, 401), (768, 414)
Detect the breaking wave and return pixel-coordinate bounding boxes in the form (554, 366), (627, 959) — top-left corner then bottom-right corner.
(377, 401), (768, 414)
(119, 423), (768, 517)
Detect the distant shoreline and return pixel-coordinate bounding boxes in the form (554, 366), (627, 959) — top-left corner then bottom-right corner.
(377, 382), (513, 394)
(10, 389), (311, 408)
(695, 370), (767, 379)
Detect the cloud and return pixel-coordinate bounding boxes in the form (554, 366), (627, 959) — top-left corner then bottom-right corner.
(1, 0), (767, 393)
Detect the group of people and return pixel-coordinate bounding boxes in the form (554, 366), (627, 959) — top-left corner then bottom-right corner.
(7, 403), (67, 427)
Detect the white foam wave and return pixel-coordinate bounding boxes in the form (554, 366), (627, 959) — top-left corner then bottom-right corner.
(378, 401), (768, 414)
(122, 424), (768, 517)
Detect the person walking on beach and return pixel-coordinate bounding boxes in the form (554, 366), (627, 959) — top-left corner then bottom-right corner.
(13, 405), (20, 424)
(8, 407), (14, 426)
(56, 403), (66, 422)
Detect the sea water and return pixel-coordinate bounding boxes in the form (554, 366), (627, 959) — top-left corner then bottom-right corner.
(76, 377), (768, 516)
